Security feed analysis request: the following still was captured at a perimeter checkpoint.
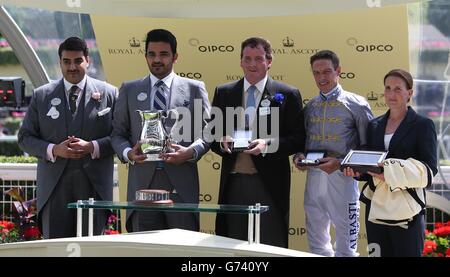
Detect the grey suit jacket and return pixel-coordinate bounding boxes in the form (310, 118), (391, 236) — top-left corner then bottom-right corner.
(111, 74), (211, 223)
(18, 76), (118, 213)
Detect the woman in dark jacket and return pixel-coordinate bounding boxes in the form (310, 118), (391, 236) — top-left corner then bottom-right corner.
(344, 69), (437, 257)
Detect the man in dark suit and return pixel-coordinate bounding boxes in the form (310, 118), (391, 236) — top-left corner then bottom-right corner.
(211, 37), (305, 248)
(111, 29), (210, 232)
(18, 37), (117, 239)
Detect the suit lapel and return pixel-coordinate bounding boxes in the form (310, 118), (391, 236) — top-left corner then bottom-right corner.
(254, 77), (275, 137)
(373, 113), (388, 151)
(224, 80), (244, 137)
(169, 75), (189, 109)
(82, 76), (99, 137)
(388, 107), (416, 153)
(260, 77), (275, 108)
(130, 76), (151, 141)
(230, 79), (244, 108)
(84, 76), (93, 107)
(83, 76), (94, 119)
(136, 75), (152, 111)
(50, 80), (68, 136)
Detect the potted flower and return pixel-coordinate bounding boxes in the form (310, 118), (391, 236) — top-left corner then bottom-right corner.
(423, 221), (450, 257)
(0, 220), (19, 243)
(104, 212), (120, 235)
(1, 187), (42, 243)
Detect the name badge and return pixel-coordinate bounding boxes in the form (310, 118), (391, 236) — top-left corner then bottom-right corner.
(259, 107), (270, 116)
(261, 99), (271, 107)
(50, 98), (61, 106)
(137, 92), (147, 101)
(46, 106), (60, 119)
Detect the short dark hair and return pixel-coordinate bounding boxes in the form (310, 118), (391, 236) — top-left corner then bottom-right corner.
(240, 37), (272, 60)
(383, 69), (413, 90)
(58, 36), (89, 58)
(310, 50), (340, 70)
(145, 29), (177, 54)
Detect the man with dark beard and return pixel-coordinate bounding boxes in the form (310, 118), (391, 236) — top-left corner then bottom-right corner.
(111, 29), (211, 232)
(18, 37), (117, 238)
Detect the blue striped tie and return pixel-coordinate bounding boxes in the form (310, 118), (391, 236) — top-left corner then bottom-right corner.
(153, 80), (167, 110)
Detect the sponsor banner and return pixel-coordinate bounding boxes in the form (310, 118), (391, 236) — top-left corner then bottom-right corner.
(92, 5), (408, 255)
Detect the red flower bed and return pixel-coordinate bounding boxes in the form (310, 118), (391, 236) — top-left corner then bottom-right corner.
(423, 221), (450, 257)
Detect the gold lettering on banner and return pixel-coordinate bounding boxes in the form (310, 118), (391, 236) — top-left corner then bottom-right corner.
(272, 49), (287, 55)
(107, 49), (145, 55)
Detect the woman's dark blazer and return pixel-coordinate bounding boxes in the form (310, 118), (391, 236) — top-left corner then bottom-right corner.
(367, 106), (437, 176)
(362, 106), (437, 207)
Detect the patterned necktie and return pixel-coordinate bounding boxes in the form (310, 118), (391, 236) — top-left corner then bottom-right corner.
(69, 85), (78, 115)
(245, 85), (257, 127)
(153, 80), (167, 110)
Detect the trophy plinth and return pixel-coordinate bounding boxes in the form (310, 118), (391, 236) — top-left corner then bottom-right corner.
(134, 189), (173, 205)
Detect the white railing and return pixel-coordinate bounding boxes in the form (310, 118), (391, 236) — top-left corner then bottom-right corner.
(0, 163), (119, 222)
(0, 163), (118, 182)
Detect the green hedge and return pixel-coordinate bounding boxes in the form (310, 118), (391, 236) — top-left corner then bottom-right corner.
(0, 48), (20, 65)
(0, 155), (37, 163)
(0, 140), (22, 156)
(3, 117), (22, 135)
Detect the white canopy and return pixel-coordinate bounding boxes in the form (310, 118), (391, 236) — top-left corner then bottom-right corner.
(0, 0), (429, 18)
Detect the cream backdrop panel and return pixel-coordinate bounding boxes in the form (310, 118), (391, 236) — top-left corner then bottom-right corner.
(91, 5), (409, 255)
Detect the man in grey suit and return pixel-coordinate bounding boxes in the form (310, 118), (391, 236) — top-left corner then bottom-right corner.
(18, 37), (117, 239)
(111, 29), (211, 232)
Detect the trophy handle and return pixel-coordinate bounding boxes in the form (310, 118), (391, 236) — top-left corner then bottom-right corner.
(161, 109), (180, 150)
(167, 108), (179, 122)
(137, 110), (144, 127)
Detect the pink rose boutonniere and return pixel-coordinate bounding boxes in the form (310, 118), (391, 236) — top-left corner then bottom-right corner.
(91, 91), (102, 102)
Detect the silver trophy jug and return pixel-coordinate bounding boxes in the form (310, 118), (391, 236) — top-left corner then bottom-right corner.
(137, 109), (179, 161)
